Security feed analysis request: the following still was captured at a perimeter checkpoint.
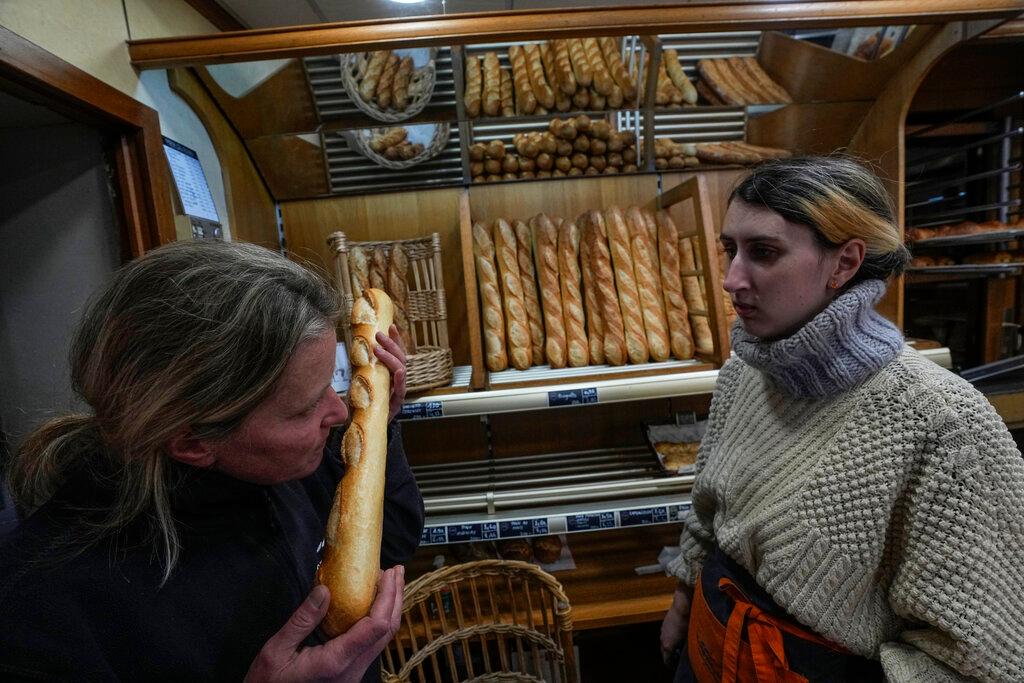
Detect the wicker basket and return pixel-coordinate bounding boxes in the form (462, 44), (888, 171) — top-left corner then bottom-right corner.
(344, 123), (450, 170)
(327, 231), (453, 394)
(340, 48), (438, 123)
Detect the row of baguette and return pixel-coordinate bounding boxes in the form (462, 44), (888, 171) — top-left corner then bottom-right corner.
(353, 50), (418, 112)
(472, 206), (723, 372)
(347, 244), (415, 352)
(906, 219), (1024, 243)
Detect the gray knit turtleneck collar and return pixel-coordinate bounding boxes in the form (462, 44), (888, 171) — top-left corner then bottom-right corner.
(730, 279), (904, 399)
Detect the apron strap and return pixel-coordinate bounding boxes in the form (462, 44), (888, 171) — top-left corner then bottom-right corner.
(719, 578), (810, 683)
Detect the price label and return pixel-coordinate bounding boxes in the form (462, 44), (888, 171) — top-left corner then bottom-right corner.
(447, 523), (484, 542)
(399, 401), (444, 420)
(668, 503), (692, 522)
(566, 511), (616, 532)
(620, 506), (669, 527)
(547, 387), (598, 407)
(499, 518), (549, 538)
(420, 526), (448, 545)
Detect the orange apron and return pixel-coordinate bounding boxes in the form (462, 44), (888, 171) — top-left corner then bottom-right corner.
(677, 548), (882, 683)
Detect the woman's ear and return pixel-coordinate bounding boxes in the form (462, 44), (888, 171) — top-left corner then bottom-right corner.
(167, 429), (216, 468)
(832, 238), (866, 288)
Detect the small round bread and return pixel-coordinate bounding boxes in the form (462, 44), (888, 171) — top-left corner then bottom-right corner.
(532, 535), (563, 564)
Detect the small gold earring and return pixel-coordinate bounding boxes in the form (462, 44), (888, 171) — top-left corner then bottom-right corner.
(828, 279), (839, 289)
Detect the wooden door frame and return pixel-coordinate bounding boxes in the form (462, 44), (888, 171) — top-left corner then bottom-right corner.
(0, 24), (175, 256)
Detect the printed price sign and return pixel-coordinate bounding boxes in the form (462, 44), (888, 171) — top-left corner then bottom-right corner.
(547, 387), (598, 407)
(420, 526), (448, 545)
(566, 511), (616, 532)
(620, 506), (669, 527)
(399, 401), (443, 420)
(499, 518), (549, 538)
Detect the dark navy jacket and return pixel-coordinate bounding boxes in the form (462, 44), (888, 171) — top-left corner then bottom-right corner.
(0, 421), (423, 681)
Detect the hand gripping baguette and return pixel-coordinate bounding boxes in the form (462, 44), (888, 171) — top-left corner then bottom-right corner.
(654, 210), (695, 360)
(604, 207), (649, 364)
(317, 288), (393, 638)
(626, 207), (670, 361)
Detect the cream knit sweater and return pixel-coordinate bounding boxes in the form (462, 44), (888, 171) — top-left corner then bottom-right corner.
(669, 281), (1024, 683)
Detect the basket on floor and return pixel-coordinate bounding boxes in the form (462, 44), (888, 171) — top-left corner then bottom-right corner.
(340, 48), (438, 123)
(344, 122), (450, 170)
(327, 231), (453, 394)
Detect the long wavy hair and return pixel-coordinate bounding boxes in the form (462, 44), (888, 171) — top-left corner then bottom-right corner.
(6, 240), (340, 582)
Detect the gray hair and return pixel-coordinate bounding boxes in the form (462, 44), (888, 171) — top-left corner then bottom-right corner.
(7, 240), (340, 582)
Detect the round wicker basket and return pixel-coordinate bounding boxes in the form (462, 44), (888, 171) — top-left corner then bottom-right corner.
(340, 48), (438, 123)
(345, 123), (450, 170)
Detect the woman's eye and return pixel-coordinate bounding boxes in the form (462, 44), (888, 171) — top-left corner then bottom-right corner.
(722, 244), (737, 258)
(750, 247), (776, 260)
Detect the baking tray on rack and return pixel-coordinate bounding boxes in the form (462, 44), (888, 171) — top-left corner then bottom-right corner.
(909, 228), (1024, 248)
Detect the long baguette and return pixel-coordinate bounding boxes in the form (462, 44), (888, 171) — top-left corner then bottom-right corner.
(369, 248), (388, 291)
(482, 52), (502, 117)
(532, 213), (567, 368)
(655, 211), (695, 360)
(387, 245), (414, 352)
(464, 54), (482, 117)
(494, 218), (533, 370)
(585, 210), (627, 366)
(577, 213), (605, 365)
(514, 219), (546, 364)
(472, 222), (508, 371)
(663, 49), (698, 105)
(583, 38), (614, 96)
(605, 207), (649, 364)
(679, 236), (714, 355)
(508, 45), (537, 115)
(626, 206), (670, 361)
(558, 219), (589, 367)
(317, 288), (394, 637)
(349, 247), (371, 301)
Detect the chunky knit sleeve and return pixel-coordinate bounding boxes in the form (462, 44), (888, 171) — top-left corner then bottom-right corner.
(879, 379), (1024, 683)
(667, 358), (745, 586)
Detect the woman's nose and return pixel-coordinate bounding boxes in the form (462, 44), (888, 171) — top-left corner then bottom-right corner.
(722, 256), (746, 293)
(324, 390), (348, 426)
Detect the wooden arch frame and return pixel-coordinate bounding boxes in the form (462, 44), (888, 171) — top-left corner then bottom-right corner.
(0, 24), (175, 256)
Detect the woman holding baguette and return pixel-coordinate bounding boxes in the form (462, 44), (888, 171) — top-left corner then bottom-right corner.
(661, 155), (1024, 682)
(0, 240), (423, 682)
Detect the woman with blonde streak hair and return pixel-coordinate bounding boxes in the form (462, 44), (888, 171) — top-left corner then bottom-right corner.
(0, 240), (423, 683)
(660, 155), (1024, 682)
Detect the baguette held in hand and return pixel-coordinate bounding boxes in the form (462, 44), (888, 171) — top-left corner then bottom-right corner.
(317, 289), (394, 638)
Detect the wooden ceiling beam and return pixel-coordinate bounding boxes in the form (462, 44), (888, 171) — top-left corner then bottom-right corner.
(129, 0), (1024, 69)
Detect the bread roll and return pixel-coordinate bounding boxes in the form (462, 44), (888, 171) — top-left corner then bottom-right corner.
(604, 207), (649, 364)
(654, 211), (694, 360)
(514, 220), (545, 364)
(679, 236), (713, 355)
(577, 214), (605, 365)
(317, 289), (393, 637)
(558, 219), (589, 367)
(349, 246), (371, 301)
(493, 219), (533, 370)
(472, 222), (508, 371)
(625, 207), (670, 361)
(584, 210), (627, 365)
(387, 244), (414, 352)
(531, 214), (567, 368)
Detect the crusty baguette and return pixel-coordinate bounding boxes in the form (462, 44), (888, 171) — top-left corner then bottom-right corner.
(369, 247), (388, 291)
(551, 39), (578, 95)
(482, 51), (502, 117)
(472, 222), (508, 371)
(663, 49), (698, 105)
(392, 56), (413, 111)
(567, 38), (592, 88)
(375, 53), (400, 109)
(557, 219), (589, 367)
(679, 235), (714, 355)
(598, 37), (637, 101)
(696, 59), (743, 105)
(604, 207), (649, 364)
(585, 210), (627, 366)
(583, 38), (614, 96)
(532, 213), (567, 369)
(738, 56), (791, 103)
(360, 51), (390, 102)
(499, 67), (515, 117)
(577, 213), (605, 365)
(514, 219), (546, 364)
(493, 218), (533, 370)
(626, 207), (670, 361)
(655, 211), (695, 360)
(540, 42), (572, 112)
(508, 45), (537, 115)
(317, 288), (393, 637)
(464, 54), (482, 117)
(387, 244), (414, 352)
(523, 43), (556, 110)
(349, 246), (371, 301)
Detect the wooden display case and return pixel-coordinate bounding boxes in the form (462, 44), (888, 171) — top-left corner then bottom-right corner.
(127, 1), (1021, 638)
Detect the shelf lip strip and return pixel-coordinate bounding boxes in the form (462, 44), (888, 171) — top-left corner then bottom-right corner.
(905, 163), (1022, 192)
(906, 90), (1024, 139)
(906, 127), (1023, 169)
(908, 199), (1023, 225)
